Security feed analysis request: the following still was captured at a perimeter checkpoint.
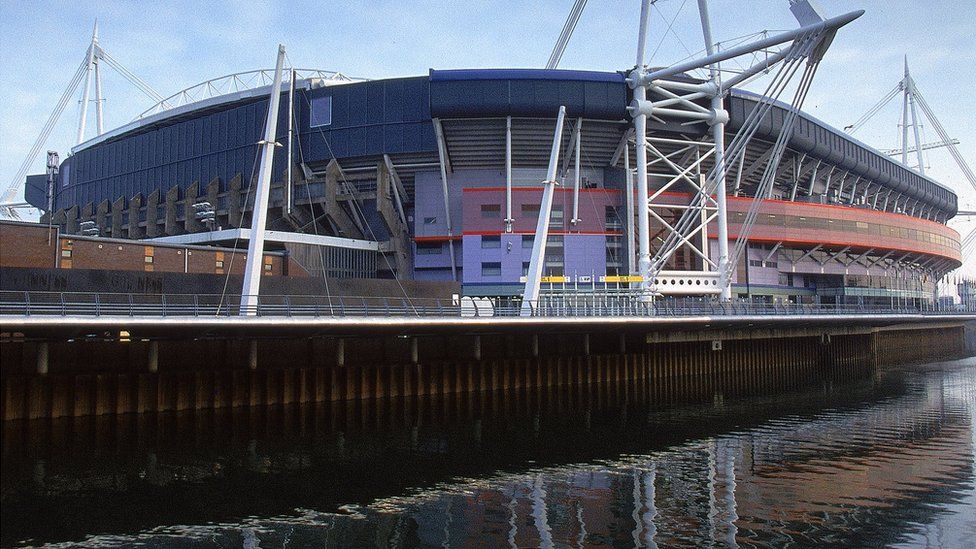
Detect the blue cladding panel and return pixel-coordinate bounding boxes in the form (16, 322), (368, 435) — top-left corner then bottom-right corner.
(24, 174), (48, 209)
(429, 68), (624, 83)
(52, 72), (631, 210)
(299, 76), (435, 165)
(429, 69), (627, 119)
(55, 96), (275, 210)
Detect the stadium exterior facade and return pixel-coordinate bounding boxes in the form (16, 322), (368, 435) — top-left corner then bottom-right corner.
(25, 68), (962, 305)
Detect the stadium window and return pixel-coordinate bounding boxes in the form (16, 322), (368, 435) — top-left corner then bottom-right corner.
(417, 242), (442, 255)
(423, 216), (437, 225)
(310, 96), (333, 127)
(522, 261), (531, 276)
(521, 204), (541, 218)
(550, 206), (564, 228)
(481, 262), (502, 276)
(481, 235), (501, 248)
(481, 204), (501, 218)
(522, 235), (534, 249)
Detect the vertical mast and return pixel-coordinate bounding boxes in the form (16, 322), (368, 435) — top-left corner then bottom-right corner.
(632, 0), (654, 299)
(76, 22), (97, 144)
(624, 135), (636, 276)
(92, 22), (104, 136)
(905, 62), (926, 175)
(571, 118), (582, 225)
(505, 116), (513, 232)
(286, 68), (295, 214)
(240, 44), (287, 315)
(698, 0), (732, 300)
(901, 57), (911, 166)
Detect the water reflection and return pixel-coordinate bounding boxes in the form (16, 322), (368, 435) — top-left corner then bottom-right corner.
(2, 358), (974, 547)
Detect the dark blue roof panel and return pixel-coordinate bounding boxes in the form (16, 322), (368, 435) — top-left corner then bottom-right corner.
(429, 68), (625, 83)
(429, 69), (628, 120)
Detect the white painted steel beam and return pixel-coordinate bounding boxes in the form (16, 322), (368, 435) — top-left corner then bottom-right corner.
(521, 106), (567, 316)
(433, 118), (457, 280)
(240, 44), (287, 316)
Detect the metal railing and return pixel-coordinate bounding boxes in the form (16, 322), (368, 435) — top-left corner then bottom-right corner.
(0, 291), (973, 319)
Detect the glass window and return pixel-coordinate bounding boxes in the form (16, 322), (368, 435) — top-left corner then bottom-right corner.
(522, 235), (534, 249)
(417, 242), (442, 255)
(522, 261), (531, 276)
(550, 206), (564, 229)
(481, 204), (501, 218)
(481, 235), (501, 248)
(310, 96), (332, 127)
(481, 262), (502, 276)
(605, 206), (622, 229)
(423, 216), (437, 225)
(522, 204), (541, 218)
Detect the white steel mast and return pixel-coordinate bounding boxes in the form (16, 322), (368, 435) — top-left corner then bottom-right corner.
(76, 22), (98, 145)
(240, 44), (287, 315)
(521, 106), (568, 316)
(697, 0), (732, 300)
(631, 0), (654, 299)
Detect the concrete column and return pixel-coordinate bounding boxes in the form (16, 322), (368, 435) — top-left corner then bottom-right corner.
(36, 342), (49, 375)
(583, 334), (590, 355)
(95, 199), (110, 235)
(183, 181), (203, 233)
(473, 335), (482, 361)
(163, 185), (180, 235)
(228, 175), (244, 228)
(336, 339), (345, 368)
(111, 196), (126, 238)
(145, 191), (160, 237)
(619, 333), (627, 354)
(148, 341), (159, 373)
(532, 334), (539, 358)
(127, 195), (144, 239)
(410, 337), (419, 364)
(249, 340), (258, 370)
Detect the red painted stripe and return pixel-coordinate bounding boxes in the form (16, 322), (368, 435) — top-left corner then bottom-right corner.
(723, 234), (961, 262)
(413, 235), (461, 242)
(461, 230), (622, 237)
(463, 187), (621, 194)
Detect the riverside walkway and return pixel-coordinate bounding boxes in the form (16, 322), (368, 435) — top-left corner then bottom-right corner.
(1, 291), (974, 337)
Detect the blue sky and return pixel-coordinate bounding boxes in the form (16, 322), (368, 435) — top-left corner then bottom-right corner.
(1, 0), (974, 261)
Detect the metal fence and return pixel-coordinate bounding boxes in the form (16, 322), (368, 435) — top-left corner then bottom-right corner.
(1, 291), (973, 319)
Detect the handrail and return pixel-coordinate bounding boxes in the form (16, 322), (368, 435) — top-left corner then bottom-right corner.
(0, 291), (972, 319)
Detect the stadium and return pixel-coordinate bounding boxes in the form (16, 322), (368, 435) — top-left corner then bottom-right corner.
(20, 62), (962, 305)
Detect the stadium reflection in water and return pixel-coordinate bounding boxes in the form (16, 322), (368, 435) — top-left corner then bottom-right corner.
(2, 358), (975, 547)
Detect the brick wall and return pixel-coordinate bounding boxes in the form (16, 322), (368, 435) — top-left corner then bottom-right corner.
(1, 221), (304, 278)
(0, 222), (58, 269)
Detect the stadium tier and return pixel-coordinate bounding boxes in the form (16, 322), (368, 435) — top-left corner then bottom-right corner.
(25, 69), (961, 304)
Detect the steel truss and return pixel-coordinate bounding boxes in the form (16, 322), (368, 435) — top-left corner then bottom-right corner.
(137, 68), (362, 120)
(627, 0), (862, 300)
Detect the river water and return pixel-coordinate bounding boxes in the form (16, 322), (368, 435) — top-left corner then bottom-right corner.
(2, 357), (974, 547)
